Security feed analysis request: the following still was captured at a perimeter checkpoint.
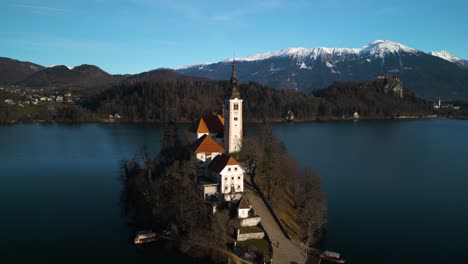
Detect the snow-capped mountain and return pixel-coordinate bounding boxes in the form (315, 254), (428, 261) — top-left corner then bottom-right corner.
(430, 50), (468, 69)
(177, 40), (468, 99)
(228, 40), (418, 62)
(430, 50), (461, 63)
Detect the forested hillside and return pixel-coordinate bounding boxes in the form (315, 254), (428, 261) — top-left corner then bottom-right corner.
(2, 78), (441, 124)
(86, 79), (434, 122)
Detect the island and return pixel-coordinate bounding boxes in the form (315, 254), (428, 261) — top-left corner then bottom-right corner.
(123, 62), (327, 264)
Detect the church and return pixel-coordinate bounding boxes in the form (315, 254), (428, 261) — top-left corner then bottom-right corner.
(189, 60), (244, 201)
(189, 61), (265, 244)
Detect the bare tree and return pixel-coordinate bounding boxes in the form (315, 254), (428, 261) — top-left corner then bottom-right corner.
(297, 168), (328, 246)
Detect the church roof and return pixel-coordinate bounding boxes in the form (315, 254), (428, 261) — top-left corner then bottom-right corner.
(230, 60), (241, 100)
(238, 196), (250, 209)
(190, 115), (225, 134)
(208, 153), (239, 174)
(190, 134), (225, 154)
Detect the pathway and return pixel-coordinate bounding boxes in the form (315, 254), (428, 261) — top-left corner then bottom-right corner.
(244, 180), (307, 264)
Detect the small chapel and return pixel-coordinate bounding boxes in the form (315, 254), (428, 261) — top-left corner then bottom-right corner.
(189, 60), (244, 202)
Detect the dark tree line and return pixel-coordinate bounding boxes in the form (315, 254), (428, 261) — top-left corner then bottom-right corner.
(2, 78), (450, 124)
(313, 80), (433, 117)
(0, 104), (96, 124)
(85, 80), (227, 122)
(84, 79), (437, 122)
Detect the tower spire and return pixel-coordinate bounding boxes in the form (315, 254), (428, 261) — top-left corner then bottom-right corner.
(230, 58), (240, 99)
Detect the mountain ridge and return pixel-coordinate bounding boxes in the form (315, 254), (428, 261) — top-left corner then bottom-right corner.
(0, 57), (45, 85)
(17, 64), (124, 89)
(176, 40), (468, 100)
(1, 40), (468, 99)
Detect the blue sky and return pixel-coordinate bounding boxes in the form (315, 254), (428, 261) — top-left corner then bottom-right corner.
(1, 0), (467, 74)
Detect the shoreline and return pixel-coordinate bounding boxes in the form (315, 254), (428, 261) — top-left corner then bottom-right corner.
(2, 115), (465, 125)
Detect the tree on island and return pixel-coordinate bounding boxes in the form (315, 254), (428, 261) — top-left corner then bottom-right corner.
(122, 123), (230, 263)
(240, 126), (328, 246)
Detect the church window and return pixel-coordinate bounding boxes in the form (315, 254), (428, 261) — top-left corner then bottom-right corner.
(234, 104), (239, 110)
(238, 176), (240, 180)
(234, 117), (238, 121)
(237, 185), (240, 189)
(231, 177), (234, 180)
(235, 167), (237, 171)
(225, 177), (227, 181)
(228, 168), (231, 171)
(225, 186), (228, 191)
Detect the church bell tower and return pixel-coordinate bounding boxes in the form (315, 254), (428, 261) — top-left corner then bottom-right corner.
(224, 60), (243, 153)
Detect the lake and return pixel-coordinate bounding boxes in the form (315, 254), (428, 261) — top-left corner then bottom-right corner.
(1, 119), (467, 263)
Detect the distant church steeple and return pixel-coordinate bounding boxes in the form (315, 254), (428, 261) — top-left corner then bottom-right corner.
(224, 58), (243, 153)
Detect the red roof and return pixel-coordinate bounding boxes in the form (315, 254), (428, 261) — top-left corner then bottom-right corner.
(208, 153), (239, 174)
(190, 115), (224, 134)
(190, 134), (225, 154)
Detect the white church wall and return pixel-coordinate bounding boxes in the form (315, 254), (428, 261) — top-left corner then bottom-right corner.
(240, 217), (261, 227)
(226, 98), (243, 153)
(238, 208), (250, 218)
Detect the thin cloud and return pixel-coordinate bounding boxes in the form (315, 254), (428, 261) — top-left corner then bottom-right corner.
(211, 9), (253, 22)
(25, 37), (184, 54)
(12, 3), (67, 13)
(257, 0), (282, 9)
(152, 0), (284, 23)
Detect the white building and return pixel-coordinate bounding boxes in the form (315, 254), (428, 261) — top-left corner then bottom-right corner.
(238, 196), (251, 219)
(4, 99), (14, 105)
(353, 111), (360, 119)
(434, 98), (442, 109)
(208, 153), (244, 201)
(224, 61), (243, 153)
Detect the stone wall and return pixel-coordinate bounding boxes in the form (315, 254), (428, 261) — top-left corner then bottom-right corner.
(237, 231), (265, 241)
(203, 185), (217, 198)
(240, 216), (261, 227)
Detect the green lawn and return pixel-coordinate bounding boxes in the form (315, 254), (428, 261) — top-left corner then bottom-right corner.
(236, 239), (270, 254)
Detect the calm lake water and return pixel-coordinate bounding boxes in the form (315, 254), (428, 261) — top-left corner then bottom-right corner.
(1, 119), (467, 263)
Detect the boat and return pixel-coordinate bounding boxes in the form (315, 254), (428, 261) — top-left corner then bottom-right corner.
(134, 230), (158, 244)
(319, 250), (346, 263)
